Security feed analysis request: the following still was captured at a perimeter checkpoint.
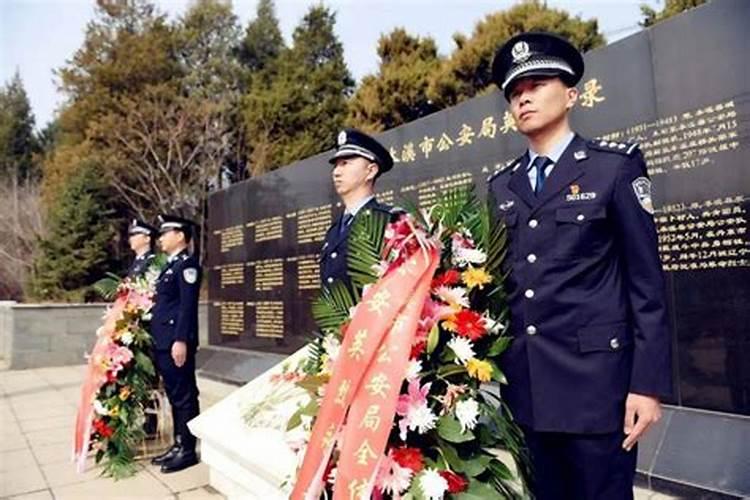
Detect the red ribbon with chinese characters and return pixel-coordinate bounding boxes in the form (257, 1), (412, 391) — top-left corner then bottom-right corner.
(72, 294), (128, 472)
(291, 247), (439, 500)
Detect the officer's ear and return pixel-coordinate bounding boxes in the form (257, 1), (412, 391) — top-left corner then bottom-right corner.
(366, 162), (379, 184)
(565, 86), (579, 110)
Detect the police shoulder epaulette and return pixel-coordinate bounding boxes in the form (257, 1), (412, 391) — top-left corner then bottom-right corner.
(486, 157), (522, 183)
(588, 138), (640, 157)
(369, 203), (392, 215)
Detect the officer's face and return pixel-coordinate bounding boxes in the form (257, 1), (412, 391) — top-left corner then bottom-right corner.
(331, 156), (378, 196)
(128, 233), (150, 252)
(159, 229), (184, 254)
(509, 76), (578, 136)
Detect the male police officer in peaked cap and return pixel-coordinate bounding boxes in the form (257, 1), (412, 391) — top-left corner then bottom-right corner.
(488, 32), (672, 499)
(126, 218), (160, 437)
(126, 218), (157, 279)
(149, 214), (202, 473)
(320, 128), (395, 289)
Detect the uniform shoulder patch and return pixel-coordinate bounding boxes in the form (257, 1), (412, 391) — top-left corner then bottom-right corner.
(183, 268), (198, 284)
(632, 177), (654, 214)
(588, 137), (640, 157)
(487, 157), (522, 183)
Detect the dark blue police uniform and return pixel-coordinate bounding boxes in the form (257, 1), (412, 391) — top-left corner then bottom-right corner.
(320, 129), (395, 289)
(127, 250), (156, 278)
(489, 33), (672, 500)
(320, 197), (393, 288)
(150, 215), (201, 472)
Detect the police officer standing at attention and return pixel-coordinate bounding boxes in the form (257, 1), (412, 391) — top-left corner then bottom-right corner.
(126, 218), (161, 437)
(488, 33), (672, 499)
(149, 215), (202, 473)
(126, 218), (157, 278)
(320, 129), (394, 288)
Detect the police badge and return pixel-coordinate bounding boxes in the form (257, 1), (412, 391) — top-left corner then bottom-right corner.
(183, 268), (198, 284)
(632, 177), (654, 214)
(337, 130), (347, 146)
(511, 41), (531, 63)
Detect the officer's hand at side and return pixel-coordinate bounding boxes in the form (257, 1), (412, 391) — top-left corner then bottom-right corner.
(623, 393), (661, 451)
(171, 341), (187, 367)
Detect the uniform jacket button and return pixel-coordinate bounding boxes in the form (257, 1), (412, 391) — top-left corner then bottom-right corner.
(524, 289), (535, 299)
(331, 252), (337, 259)
(528, 219), (539, 228)
(576, 214), (585, 221)
(527, 254), (537, 263)
(526, 325), (537, 335)
(610, 337), (620, 350)
(327, 277), (334, 284)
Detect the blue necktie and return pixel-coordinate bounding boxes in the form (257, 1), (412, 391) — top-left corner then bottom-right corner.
(339, 213), (353, 234)
(531, 156), (551, 195)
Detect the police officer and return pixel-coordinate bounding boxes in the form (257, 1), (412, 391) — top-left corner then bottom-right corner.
(126, 218), (157, 279)
(126, 218), (161, 437)
(488, 33), (672, 499)
(320, 129), (394, 288)
(149, 214), (201, 473)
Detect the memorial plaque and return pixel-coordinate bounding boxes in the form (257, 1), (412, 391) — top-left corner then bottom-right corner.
(206, 0), (750, 417)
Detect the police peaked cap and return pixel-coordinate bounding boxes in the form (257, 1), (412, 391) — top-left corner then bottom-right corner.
(128, 218), (157, 236)
(158, 214), (196, 235)
(492, 32), (584, 101)
(329, 128), (394, 174)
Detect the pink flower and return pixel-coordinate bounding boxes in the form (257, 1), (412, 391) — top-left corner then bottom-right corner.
(128, 290), (154, 312)
(451, 231), (475, 251)
(396, 379), (437, 440)
(103, 343), (134, 374)
(375, 451), (414, 497)
(396, 379), (430, 415)
(421, 297), (455, 328)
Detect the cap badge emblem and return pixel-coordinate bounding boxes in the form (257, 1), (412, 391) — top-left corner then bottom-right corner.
(337, 131), (347, 146)
(512, 41), (531, 63)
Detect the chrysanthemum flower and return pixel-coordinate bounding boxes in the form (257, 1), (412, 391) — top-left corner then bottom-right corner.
(462, 266), (492, 290)
(466, 358), (493, 382)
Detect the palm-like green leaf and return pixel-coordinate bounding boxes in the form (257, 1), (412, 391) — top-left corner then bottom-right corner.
(432, 187), (472, 228)
(396, 196), (429, 229)
(347, 209), (389, 290)
(311, 281), (358, 336)
(93, 273), (122, 300)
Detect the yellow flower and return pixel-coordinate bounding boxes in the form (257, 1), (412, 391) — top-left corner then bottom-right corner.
(466, 358), (493, 382)
(119, 387), (131, 401)
(462, 267), (492, 290)
(442, 317), (458, 332)
(110, 406), (120, 417)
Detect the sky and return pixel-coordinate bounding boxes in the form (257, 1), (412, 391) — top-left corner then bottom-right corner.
(1, 0), (662, 129)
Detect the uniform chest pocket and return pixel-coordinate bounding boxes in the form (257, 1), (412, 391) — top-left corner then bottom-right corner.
(554, 205), (609, 260)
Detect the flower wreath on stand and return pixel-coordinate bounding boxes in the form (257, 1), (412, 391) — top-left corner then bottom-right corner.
(281, 188), (530, 499)
(73, 256), (167, 479)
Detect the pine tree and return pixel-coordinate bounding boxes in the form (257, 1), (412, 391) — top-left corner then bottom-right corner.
(237, 0), (284, 75)
(427, 0), (605, 109)
(242, 5), (353, 175)
(0, 71), (38, 181)
(348, 29), (442, 132)
(29, 162), (114, 302)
